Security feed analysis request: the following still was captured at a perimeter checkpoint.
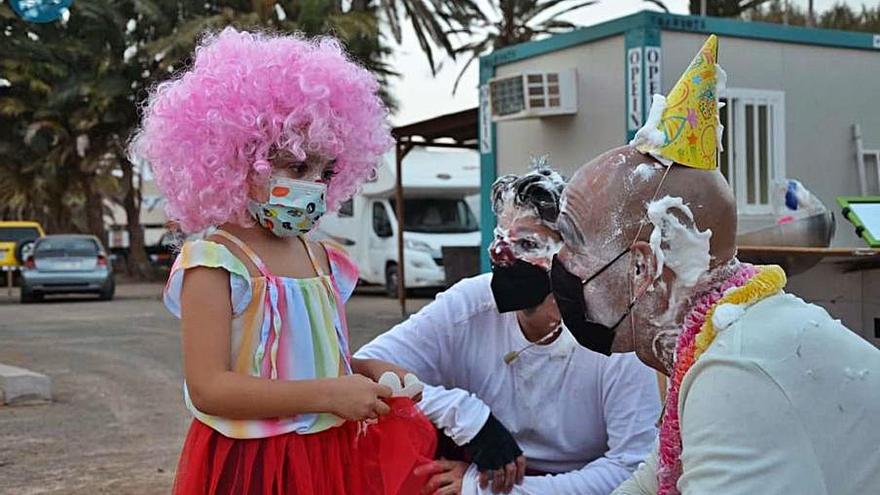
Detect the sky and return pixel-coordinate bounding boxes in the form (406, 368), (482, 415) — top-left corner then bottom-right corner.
(387, 0), (862, 126)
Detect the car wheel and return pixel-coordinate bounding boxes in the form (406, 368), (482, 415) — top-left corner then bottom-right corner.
(385, 263), (399, 299)
(99, 279), (115, 301)
(20, 287), (42, 304)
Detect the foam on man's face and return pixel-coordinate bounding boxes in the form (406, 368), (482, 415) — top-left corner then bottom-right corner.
(489, 166), (566, 269)
(491, 210), (561, 270)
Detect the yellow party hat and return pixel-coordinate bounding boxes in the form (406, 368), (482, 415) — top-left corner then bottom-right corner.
(633, 35), (720, 170)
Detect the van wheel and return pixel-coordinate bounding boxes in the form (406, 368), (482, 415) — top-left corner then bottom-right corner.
(385, 263), (399, 298)
(15, 239), (35, 264)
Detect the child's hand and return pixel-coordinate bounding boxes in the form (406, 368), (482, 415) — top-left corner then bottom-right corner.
(351, 358), (423, 401)
(351, 357), (411, 383)
(328, 374), (393, 421)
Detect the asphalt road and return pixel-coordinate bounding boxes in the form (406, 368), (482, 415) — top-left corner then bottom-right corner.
(0, 284), (430, 495)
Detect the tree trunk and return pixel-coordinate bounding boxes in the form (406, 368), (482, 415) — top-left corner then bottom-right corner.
(83, 175), (107, 242)
(120, 157), (152, 280)
(48, 193), (65, 234)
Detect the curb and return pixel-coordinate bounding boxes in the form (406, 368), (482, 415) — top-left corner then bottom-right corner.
(0, 363), (52, 405)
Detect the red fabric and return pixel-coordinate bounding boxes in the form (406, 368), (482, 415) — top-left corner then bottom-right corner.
(173, 398), (436, 495)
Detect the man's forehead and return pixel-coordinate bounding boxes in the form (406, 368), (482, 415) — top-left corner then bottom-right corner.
(497, 208), (543, 230)
(497, 213), (560, 250)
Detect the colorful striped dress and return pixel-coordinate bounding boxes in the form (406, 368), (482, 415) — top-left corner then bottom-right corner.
(164, 230), (358, 439)
(164, 230), (436, 495)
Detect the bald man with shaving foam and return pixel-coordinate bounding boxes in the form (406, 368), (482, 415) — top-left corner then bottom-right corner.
(551, 36), (880, 495)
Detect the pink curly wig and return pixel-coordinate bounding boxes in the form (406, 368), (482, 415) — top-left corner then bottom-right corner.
(129, 27), (393, 233)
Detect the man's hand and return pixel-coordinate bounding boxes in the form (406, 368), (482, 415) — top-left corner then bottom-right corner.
(478, 455), (526, 494)
(415, 458), (468, 495)
(462, 413), (526, 493)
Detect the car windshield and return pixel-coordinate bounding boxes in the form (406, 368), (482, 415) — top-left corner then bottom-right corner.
(389, 198), (478, 234)
(0, 227), (40, 243)
(35, 238), (99, 258)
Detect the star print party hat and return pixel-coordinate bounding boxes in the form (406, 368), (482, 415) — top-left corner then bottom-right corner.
(631, 35), (723, 170)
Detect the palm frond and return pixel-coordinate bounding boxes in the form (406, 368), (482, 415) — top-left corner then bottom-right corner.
(0, 97), (30, 117)
(643, 0), (670, 13)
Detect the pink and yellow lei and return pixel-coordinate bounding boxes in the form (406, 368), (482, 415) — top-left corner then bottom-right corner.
(657, 263), (787, 495)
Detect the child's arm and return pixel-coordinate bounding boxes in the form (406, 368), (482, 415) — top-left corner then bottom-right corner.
(180, 265), (392, 421)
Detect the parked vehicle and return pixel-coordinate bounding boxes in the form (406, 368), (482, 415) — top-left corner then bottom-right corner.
(145, 230), (183, 267)
(315, 148), (480, 296)
(107, 228), (182, 268)
(0, 221), (45, 270)
(20, 234), (115, 303)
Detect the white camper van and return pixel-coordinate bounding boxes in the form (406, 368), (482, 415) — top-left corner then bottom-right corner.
(316, 148), (480, 296)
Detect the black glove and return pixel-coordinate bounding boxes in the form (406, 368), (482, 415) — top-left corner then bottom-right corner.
(462, 413), (523, 471)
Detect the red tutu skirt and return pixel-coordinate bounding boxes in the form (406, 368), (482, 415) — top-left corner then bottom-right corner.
(173, 398), (437, 495)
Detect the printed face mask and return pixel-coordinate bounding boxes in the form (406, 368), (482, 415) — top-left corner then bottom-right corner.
(248, 177), (327, 237)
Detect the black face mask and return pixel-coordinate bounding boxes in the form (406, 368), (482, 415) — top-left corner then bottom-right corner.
(550, 250), (634, 355)
(491, 259), (552, 313)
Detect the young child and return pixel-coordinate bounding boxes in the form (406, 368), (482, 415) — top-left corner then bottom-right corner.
(130, 28), (435, 494)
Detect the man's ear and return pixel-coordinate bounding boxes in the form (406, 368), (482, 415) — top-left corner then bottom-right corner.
(630, 241), (659, 297)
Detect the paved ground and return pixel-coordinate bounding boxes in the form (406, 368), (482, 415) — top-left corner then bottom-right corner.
(0, 284), (431, 494)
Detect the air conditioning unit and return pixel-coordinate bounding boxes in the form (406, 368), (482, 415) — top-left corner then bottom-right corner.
(488, 69), (577, 122)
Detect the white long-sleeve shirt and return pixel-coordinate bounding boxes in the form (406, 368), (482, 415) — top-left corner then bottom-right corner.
(356, 274), (661, 494)
(613, 293), (880, 495)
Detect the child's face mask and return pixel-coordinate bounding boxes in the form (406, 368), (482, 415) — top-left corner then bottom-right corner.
(248, 176), (327, 237)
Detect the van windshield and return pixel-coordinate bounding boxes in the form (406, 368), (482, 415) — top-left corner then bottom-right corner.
(0, 227), (40, 243)
(389, 198), (478, 234)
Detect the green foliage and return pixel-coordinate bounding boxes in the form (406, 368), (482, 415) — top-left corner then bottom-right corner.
(449, 0), (600, 93)
(689, 0), (771, 17)
(0, 0), (404, 242)
(747, 0), (880, 32)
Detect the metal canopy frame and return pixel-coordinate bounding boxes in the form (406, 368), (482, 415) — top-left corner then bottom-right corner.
(391, 108), (478, 316)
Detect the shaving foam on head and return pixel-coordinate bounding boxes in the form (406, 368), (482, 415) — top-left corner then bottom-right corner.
(631, 94), (667, 150)
(644, 196), (716, 364)
(715, 64), (727, 153)
(646, 196), (713, 287)
(489, 164), (566, 268)
(633, 163), (662, 182)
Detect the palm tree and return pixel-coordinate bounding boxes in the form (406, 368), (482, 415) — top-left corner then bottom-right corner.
(1, 0), (189, 276)
(0, 0), (130, 237)
(447, 0), (673, 93)
(140, 0), (401, 107)
(1, 0), (405, 278)
(449, 0), (598, 93)
(374, 0), (482, 75)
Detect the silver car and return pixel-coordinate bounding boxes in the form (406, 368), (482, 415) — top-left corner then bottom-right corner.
(20, 235), (115, 303)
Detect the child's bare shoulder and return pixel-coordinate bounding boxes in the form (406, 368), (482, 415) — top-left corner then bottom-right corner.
(305, 239), (332, 274)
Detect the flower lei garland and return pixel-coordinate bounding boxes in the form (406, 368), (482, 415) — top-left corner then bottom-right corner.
(657, 263), (787, 495)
